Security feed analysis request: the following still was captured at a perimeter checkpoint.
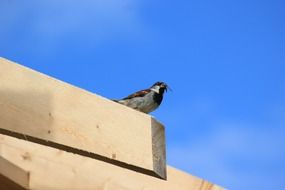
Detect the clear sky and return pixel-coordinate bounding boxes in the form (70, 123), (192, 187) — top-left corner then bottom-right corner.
(1, 0), (285, 189)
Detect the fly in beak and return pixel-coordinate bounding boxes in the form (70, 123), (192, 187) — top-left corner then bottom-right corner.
(162, 83), (172, 92)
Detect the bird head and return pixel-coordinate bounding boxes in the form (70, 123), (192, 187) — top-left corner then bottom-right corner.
(151, 81), (171, 94)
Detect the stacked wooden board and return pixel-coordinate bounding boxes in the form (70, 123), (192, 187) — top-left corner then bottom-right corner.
(0, 58), (224, 190)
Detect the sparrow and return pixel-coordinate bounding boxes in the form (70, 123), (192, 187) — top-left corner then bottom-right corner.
(113, 81), (170, 113)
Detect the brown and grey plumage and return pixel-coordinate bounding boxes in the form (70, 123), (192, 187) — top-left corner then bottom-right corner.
(113, 82), (169, 113)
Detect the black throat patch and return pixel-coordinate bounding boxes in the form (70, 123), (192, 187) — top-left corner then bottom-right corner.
(153, 88), (165, 105)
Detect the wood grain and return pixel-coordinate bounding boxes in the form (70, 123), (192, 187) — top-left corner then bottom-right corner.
(0, 134), (224, 190)
(0, 57), (166, 179)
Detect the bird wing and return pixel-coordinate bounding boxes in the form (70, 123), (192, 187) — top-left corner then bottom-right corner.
(122, 89), (151, 100)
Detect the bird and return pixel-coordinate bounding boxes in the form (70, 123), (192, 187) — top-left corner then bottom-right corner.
(113, 81), (170, 113)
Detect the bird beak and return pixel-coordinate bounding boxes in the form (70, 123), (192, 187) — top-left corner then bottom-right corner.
(164, 84), (172, 92)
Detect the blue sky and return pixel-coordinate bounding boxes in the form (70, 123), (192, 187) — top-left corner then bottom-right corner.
(1, 0), (285, 189)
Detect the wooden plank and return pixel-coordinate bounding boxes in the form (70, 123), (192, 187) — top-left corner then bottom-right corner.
(0, 57), (166, 179)
(0, 174), (26, 190)
(0, 134), (224, 190)
(0, 157), (29, 189)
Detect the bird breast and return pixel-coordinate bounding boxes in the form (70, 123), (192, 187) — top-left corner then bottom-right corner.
(118, 91), (159, 113)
